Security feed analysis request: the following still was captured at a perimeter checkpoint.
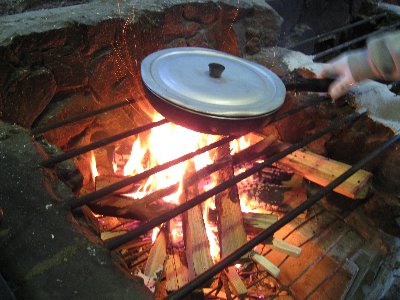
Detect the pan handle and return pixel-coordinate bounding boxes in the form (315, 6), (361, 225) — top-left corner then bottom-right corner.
(282, 77), (334, 92)
(283, 77), (394, 93)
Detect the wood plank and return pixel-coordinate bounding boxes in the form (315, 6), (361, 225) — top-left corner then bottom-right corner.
(225, 266), (247, 297)
(214, 144), (247, 258)
(250, 251), (280, 277)
(144, 229), (167, 278)
(277, 148), (372, 199)
(270, 238), (302, 257)
(181, 160), (214, 280)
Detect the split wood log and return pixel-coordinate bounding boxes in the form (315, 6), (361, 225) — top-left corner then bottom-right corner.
(250, 251), (280, 278)
(181, 160), (213, 280)
(276, 148), (372, 199)
(243, 212), (278, 235)
(165, 250), (189, 292)
(214, 144), (247, 258)
(270, 238), (301, 257)
(144, 229), (167, 278)
(87, 195), (176, 221)
(225, 266), (247, 297)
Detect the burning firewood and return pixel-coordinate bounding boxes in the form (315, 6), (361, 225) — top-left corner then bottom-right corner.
(81, 205), (141, 233)
(214, 143), (247, 258)
(87, 195), (177, 221)
(181, 160), (214, 280)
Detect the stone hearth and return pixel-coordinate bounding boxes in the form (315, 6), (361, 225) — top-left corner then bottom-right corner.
(1, 1), (400, 299)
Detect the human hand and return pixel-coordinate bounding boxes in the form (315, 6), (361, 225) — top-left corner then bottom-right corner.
(319, 54), (356, 100)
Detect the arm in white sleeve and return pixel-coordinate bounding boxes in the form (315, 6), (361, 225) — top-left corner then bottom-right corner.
(349, 31), (400, 81)
(320, 30), (400, 99)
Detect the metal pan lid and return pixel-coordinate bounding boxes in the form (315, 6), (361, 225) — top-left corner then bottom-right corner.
(141, 47), (286, 118)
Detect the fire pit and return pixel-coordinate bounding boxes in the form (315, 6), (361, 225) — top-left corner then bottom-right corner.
(1, 1), (400, 299)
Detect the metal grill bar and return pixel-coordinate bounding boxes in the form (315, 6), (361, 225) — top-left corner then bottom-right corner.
(271, 96), (330, 123)
(41, 119), (168, 167)
(167, 130), (400, 300)
(32, 98), (136, 135)
(105, 110), (366, 250)
(314, 21), (400, 61)
(41, 95), (330, 168)
(289, 13), (387, 50)
(70, 136), (235, 208)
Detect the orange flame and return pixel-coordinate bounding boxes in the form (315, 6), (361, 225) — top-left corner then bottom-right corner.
(90, 151), (99, 184)
(89, 112), (259, 259)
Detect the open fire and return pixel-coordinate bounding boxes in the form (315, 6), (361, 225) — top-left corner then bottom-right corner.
(85, 110), (301, 296)
(1, 1), (400, 299)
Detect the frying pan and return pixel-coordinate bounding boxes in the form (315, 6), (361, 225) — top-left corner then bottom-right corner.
(141, 47), (332, 136)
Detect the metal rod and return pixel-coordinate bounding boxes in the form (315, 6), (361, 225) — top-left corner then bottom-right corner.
(167, 131), (400, 300)
(41, 119), (168, 167)
(70, 136), (235, 208)
(105, 110), (366, 250)
(40, 94), (331, 168)
(67, 98), (328, 206)
(314, 21), (400, 61)
(289, 13), (387, 50)
(32, 98), (136, 135)
(270, 97), (330, 123)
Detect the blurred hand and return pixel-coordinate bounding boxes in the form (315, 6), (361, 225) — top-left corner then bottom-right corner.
(319, 54), (356, 100)
(319, 31), (400, 100)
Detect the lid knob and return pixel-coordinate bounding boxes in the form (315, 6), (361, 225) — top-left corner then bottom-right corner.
(208, 63), (225, 78)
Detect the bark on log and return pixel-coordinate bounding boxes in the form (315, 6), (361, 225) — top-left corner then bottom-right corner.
(181, 160), (214, 280)
(87, 196), (176, 221)
(214, 144), (247, 258)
